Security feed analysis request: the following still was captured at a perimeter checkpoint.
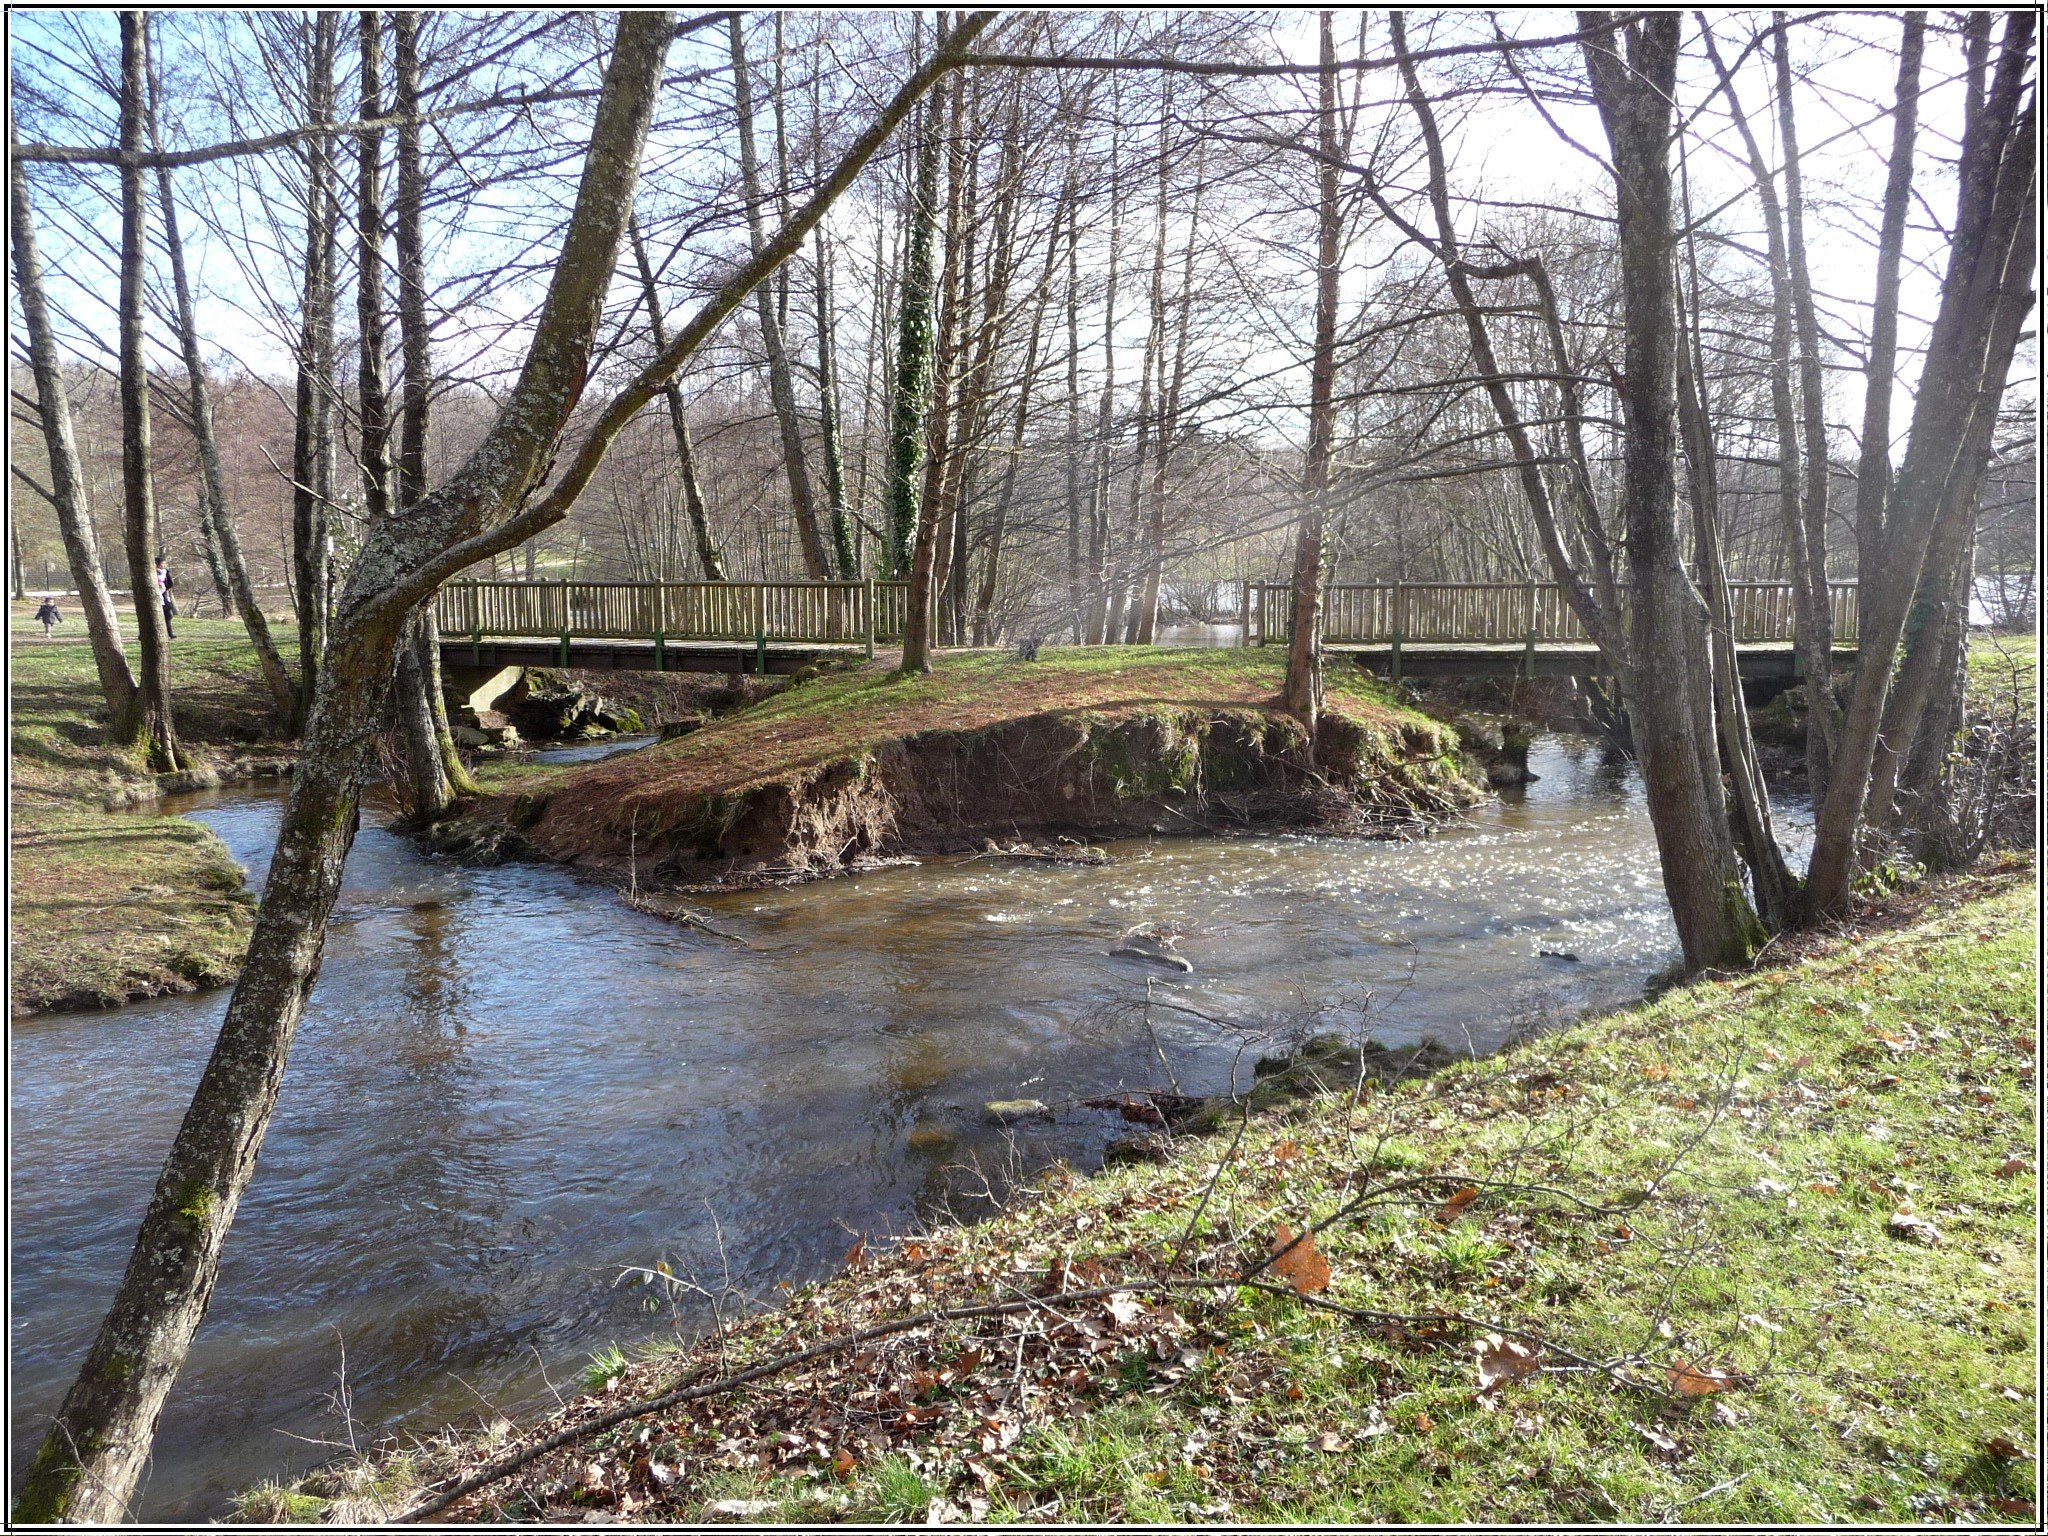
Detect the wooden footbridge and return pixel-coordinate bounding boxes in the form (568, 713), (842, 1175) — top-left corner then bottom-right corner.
(434, 577), (1857, 682)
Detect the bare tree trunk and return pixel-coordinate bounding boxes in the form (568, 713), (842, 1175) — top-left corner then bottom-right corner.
(1853, 13), (1926, 592)
(1864, 203), (2034, 836)
(1580, 11), (1762, 969)
(1805, 14), (2036, 916)
(1283, 13), (1340, 725)
(390, 10), (477, 799)
(730, 16), (831, 578)
(115, 12), (181, 772)
(1698, 19), (1837, 788)
(13, 19), (793, 1513)
(10, 140), (140, 735)
(1774, 20), (1843, 787)
(1134, 131), (1205, 644)
(290, 11), (337, 733)
(1676, 250), (1799, 926)
(352, 11), (452, 820)
(920, 62), (971, 649)
(148, 101), (294, 703)
(628, 216), (729, 579)
(1062, 171), (1085, 641)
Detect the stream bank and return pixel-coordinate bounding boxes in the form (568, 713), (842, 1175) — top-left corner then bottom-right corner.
(425, 649), (1482, 893)
(246, 872), (2038, 1525)
(12, 732), (1695, 1520)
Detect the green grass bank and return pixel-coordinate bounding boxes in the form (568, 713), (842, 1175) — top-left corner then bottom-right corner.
(250, 872), (2039, 1524)
(8, 607), (293, 1014)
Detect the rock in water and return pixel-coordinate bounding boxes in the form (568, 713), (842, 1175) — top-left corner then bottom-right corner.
(985, 1099), (1051, 1125)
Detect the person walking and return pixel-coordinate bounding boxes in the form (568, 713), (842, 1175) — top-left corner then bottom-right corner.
(34, 596), (62, 638)
(154, 556), (176, 639)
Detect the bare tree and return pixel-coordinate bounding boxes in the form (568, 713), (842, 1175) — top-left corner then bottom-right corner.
(14, 17), (992, 1517)
(9, 138), (139, 733)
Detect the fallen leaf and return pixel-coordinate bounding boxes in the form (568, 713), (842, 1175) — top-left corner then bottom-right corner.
(1990, 1498), (2036, 1518)
(843, 1236), (866, 1269)
(1270, 1225), (1332, 1293)
(1435, 1185), (1480, 1224)
(1886, 1210), (1942, 1247)
(832, 1446), (858, 1478)
(1985, 1435), (2030, 1460)
(1636, 1422), (1679, 1455)
(1808, 1181), (1840, 1195)
(1643, 1061), (1671, 1081)
(1668, 1359), (1741, 1397)
(1105, 1293), (1146, 1328)
(1314, 1430), (1346, 1452)
(1995, 1157), (2032, 1178)
(702, 1497), (777, 1520)
(1413, 1412), (1436, 1433)
(1475, 1333), (1541, 1392)
(1272, 1138), (1303, 1164)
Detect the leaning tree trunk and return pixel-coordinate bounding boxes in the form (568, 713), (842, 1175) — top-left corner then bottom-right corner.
(9, 138), (139, 735)
(16, 28), (995, 1514)
(148, 71), (295, 709)
(114, 12), (181, 772)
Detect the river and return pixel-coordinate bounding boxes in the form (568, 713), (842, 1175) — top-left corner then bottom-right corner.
(8, 735), (1802, 1518)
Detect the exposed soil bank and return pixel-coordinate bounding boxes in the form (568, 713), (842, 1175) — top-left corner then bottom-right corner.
(424, 651), (1481, 889)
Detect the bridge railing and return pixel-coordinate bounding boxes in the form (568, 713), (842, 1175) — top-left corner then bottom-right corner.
(1249, 580), (1857, 645)
(435, 579), (923, 646)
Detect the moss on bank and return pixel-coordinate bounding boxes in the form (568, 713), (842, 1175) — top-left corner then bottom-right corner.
(8, 607), (294, 1014)
(441, 647), (1478, 885)
(251, 872), (2038, 1525)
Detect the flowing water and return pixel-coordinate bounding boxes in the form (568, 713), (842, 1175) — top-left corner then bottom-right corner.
(8, 736), (1803, 1518)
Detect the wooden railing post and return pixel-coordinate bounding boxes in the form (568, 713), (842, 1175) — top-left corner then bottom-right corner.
(558, 578), (571, 667)
(1391, 580), (1404, 683)
(753, 582), (767, 674)
(864, 578), (876, 660)
(1524, 578), (1538, 680)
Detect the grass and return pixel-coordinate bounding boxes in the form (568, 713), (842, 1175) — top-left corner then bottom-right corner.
(283, 871), (2038, 1524)
(8, 604), (295, 1014)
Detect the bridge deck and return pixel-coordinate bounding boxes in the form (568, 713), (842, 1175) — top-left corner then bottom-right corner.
(442, 635), (871, 676)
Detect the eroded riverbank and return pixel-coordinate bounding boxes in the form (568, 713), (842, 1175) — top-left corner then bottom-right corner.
(12, 736), (1747, 1519)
